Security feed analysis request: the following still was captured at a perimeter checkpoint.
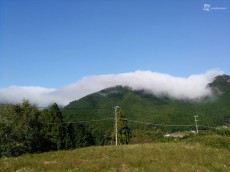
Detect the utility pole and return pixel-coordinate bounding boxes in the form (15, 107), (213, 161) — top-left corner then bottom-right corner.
(194, 115), (199, 134)
(114, 106), (120, 146)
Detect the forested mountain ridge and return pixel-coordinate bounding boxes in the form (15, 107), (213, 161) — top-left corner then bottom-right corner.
(63, 75), (230, 128)
(208, 74), (230, 93)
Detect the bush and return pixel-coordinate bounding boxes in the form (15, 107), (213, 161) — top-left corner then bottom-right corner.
(129, 129), (164, 144)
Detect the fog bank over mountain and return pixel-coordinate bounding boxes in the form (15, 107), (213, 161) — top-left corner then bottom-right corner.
(0, 69), (224, 106)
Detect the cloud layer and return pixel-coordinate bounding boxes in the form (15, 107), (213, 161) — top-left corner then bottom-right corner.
(0, 70), (224, 107)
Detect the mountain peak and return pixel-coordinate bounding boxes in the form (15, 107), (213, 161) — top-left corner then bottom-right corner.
(208, 74), (230, 94)
(98, 86), (131, 96)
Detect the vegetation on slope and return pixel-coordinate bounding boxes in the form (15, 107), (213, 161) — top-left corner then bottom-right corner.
(0, 101), (94, 157)
(62, 75), (230, 141)
(1, 75), (230, 158)
(0, 141), (229, 172)
(63, 75), (230, 127)
(208, 74), (230, 93)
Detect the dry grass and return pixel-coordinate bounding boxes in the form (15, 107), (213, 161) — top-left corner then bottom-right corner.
(0, 142), (230, 172)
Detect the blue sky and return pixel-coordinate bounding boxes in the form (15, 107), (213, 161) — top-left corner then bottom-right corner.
(0, 0), (230, 88)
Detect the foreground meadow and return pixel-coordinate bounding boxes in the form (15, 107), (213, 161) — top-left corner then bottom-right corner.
(0, 142), (230, 172)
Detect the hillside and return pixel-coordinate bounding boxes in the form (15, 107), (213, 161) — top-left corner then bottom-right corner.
(1, 140), (230, 172)
(208, 74), (230, 93)
(62, 75), (230, 130)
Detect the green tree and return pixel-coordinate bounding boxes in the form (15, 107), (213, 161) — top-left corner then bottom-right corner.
(41, 104), (95, 150)
(42, 103), (65, 150)
(0, 101), (45, 157)
(117, 109), (130, 144)
(74, 123), (95, 148)
(0, 101), (97, 157)
(63, 123), (75, 149)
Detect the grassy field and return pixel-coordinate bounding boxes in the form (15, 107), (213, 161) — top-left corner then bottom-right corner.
(0, 142), (230, 172)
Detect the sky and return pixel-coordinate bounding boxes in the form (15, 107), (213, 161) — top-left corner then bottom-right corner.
(0, 0), (230, 106)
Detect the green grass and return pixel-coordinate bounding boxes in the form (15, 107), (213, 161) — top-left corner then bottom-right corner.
(185, 134), (230, 150)
(1, 142), (230, 172)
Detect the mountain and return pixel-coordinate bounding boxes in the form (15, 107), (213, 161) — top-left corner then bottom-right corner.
(62, 75), (230, 132)
(208, 74), (230, 93)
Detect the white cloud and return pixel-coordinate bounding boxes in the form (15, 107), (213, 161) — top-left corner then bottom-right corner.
(0, 86), (56, 107)
(0, 69), (224, 107)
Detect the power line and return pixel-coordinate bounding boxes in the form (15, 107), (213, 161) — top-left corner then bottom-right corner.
(125, 119), (195, 127)
(3, 105), (223, 129)
(43, 118), (114, 125)
(164, 124), (194, 127)
(199, 125), (216, 129)
(37, 107), (112, 110)
(0, 113), (221, 129)
(44, 118), (194, 127)
(124, 119), (162, 126)
(0, 116), (219, 128)
(0, 118), (222, 130)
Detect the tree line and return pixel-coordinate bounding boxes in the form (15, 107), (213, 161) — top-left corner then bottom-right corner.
(0, 101), (130, 157)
